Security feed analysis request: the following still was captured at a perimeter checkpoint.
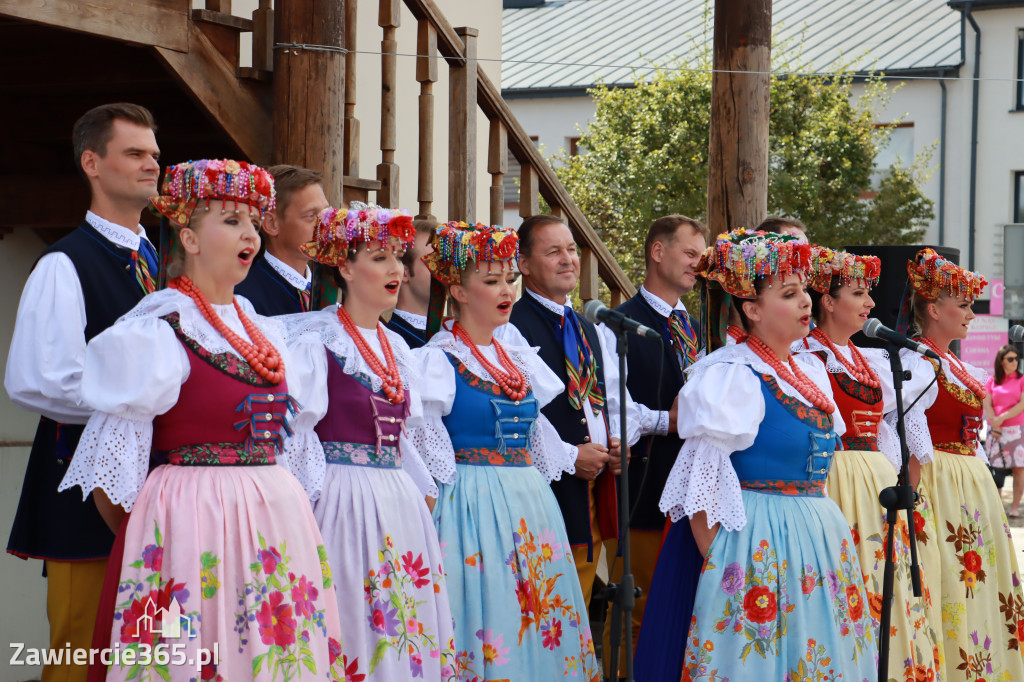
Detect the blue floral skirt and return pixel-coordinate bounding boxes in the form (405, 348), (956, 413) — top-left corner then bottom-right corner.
(681, 490), (877, 682)
(433, 463), (599, 682)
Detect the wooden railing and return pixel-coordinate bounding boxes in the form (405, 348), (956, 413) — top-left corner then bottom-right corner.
(188, 0), (634, 304)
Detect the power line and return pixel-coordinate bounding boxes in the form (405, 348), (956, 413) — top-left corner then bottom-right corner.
(273, 42), (1020, 84)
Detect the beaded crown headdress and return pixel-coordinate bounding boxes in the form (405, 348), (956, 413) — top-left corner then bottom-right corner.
(300, 202), (416, 267)
(895, 247), (988, 335)
(806, 246), (882, 294)
(422, 221), (519, 285)
(150, 159), (275, 229)
(696, 228), (811, 353)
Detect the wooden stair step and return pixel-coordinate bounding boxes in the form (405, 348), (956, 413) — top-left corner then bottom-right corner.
(237, 67), (271, 82)
(192, 9), (253, 32)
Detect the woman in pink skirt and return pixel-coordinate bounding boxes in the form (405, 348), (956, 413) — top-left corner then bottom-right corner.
(60, 160), (345, 681)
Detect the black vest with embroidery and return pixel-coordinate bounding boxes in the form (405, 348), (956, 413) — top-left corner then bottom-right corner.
(8, 221), (150, 561)
(617, 293), (688, 530)
(235, 254), (304, 317)
(385, 314), (427, 349)
(509, 294), (608, 547)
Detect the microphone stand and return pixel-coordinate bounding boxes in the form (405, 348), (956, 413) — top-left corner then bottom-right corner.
(604, 326), (638, 682)
(876, 342), (923, 682)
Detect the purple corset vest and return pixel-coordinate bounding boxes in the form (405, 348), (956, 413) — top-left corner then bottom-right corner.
(314, 348), (410, 468)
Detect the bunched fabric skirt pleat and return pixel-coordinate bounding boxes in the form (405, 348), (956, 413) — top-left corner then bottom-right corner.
(104, 464), (345, 681)
(827, 449), (945, 681)
(921, 450), (1024, 681)
(313, 462), (458, 682)
(680, 490), (878, 682)
(433, 463), (599, 682)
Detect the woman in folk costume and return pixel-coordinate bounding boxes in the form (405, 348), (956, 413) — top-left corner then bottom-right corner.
(652, 229), (877, 681)
(894, 248), (1024, 681)
(793, 246), (944, 681)
(406, 221), (600, 682)
(58, 159), (345, 681)
(281, 203), (457, 682)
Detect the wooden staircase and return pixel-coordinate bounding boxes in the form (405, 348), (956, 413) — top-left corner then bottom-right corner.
(0, 0), (634, 302)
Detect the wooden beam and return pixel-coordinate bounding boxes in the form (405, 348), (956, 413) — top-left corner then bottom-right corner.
(403, 0), (468, 66)
(154, 21), (271, 163)
(0, 176), (88, 229)
(488, 119), (506, 226)
(706, 0), (772, 236)
(343, 0), (360, 177)
(579, 247), (599, 301)
(416, 21), (437, 220)
(272, 0), (345, 201)
(252, 0), (274, 72)
(448, 26), (478, 223)
(2, 0), (189, 52)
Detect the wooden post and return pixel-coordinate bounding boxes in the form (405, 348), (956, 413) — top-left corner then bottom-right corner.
(706, 0), (772, 236)
(377, 0), (400, 207)
(273, 0), (346, 204)
(579, 246), (599, 302)
(416, 20), (437, 219)
(343, 0), (360, 177)
(206, 0), (231, 12)
(519, 162), (539, 219)
(487, 119), (506, 226)
(252, 0), (273, 72)
(448, 26), (478, 223)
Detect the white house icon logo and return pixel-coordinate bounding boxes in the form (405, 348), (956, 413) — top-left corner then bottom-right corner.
(136, 597), (193, 640)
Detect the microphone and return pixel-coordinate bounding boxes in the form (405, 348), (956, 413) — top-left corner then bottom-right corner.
(583, 300), (663, 341)
(1011, 325), (1024, 343)
(863, 318), (940, 360)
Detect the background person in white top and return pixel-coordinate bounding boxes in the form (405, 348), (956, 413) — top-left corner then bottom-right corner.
(235, 164), (328, 315)
(5, 102), (160, 682)
(385, 218), (435, 348)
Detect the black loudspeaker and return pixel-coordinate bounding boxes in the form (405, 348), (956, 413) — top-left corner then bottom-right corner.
(844, 244), (960, 347)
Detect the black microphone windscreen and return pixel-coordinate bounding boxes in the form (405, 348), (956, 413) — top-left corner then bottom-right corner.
(582, 299), (606, 325)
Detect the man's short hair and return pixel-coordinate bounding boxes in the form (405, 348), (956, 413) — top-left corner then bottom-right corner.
(643, 215), (708, 266)
(267, 165), (324, 217)
(756, 216), (807, 236)
(516, 214), (566, 256)
(72, 103), (157, 176)
(402, 219), (437, 269)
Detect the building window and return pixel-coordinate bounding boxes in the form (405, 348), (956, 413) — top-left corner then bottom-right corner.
(1017, 29), (1024, 110)
(569, 136), (582, 156)
(869, 123), (914, 190)
(1014, 171), (1024, 223)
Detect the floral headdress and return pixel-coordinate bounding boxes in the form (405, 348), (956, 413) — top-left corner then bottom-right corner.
(896, 247), (988, 335)
(806, 246), (882, 294)
(300, 202), (415, 267)
(422, 221), (519, 338)
(696, 228), (812, 352)
(422, 222), (519, 285)
(150, 159), (275, 229)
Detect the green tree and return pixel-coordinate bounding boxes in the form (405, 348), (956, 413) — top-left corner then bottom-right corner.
(555, 55), (934, 284)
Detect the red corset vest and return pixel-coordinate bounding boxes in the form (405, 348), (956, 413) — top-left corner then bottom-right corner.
(152, 314), (297, 465)
(810, 351), (883, 452)
(924, 360), (983, 456)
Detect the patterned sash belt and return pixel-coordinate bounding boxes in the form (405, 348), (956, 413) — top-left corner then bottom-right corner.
(323, 441), (401, 469)
(741, 479), (826, 497)
(455, 447), (532, 467)
(161, 442), (277, 466)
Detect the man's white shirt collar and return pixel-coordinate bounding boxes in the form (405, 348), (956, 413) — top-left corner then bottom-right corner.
(640, 285), (686, 319)
(85, 211), (151, 251)
(525, 286), (570, 317)
(392, 309), (427, 330)
(264, 251), (312, 289)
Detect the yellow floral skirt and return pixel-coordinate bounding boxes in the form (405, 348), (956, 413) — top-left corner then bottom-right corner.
(921, 450), (1024, 682)
(828, 449), (944, 681)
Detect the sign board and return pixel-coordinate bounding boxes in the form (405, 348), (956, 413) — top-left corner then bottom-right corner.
(961, 314), (1009, 367)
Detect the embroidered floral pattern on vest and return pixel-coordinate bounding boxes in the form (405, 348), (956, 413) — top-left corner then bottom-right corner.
(163, 313), (275, 386)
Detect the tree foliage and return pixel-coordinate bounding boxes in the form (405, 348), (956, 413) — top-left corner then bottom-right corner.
(555, 53), (935, 283)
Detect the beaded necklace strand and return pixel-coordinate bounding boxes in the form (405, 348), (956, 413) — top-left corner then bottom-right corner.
(336, 305), (405, 404)
(170, 276), (285, 384)
(920, 337), (987, 399)
(810, 327), (881, 389)
(452, 322), (529, 401)
(746, 334), (836, 413)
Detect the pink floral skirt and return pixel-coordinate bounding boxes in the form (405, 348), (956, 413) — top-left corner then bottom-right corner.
(988, 424), (1024, 468)
(104, 464), (344, 681)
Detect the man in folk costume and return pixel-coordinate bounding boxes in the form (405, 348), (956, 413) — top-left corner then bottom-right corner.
(499, 214), (623, 604)
(385, 218), (435, 348)
(600, 215), (706, 674)
(5, 103), (160, 682)
(235, 164), (328, 315)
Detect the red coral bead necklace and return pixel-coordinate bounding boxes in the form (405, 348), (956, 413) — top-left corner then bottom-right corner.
(452, 322), (529, 401)
(336, 304), (405, 404)
(170, 276), (285, 384)
(746, 334), (835, 413)
(920, 337), (987, 399)
(810, 327), (881, 389)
